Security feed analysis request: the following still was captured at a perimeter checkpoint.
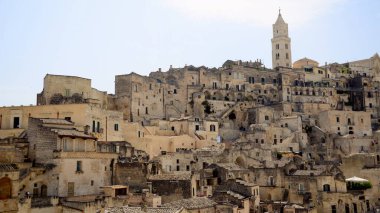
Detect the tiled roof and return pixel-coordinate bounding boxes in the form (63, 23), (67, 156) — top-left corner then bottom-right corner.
(0, 163), (18, 171)
(52, 129), (96, 139)
(235, 179), (257, 187)
(163, 197), (216, 210)
(41, 118), (73, 125)
(105, 207), (181, 213)
(148, 171), (191, 181)
(292, 170), (324, 176)
(213, 163), (246, 171)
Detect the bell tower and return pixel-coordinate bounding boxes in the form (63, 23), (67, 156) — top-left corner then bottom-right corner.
(272, 10), (292, 69)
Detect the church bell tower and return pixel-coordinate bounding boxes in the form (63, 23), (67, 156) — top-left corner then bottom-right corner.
(272, 10), (292, 69)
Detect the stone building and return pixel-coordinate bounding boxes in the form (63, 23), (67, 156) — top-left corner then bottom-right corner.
(0, 103), (125, 142)
(27, 117), (118, 197)
(37, 74), (110, 109)
(148, 171), (197, 204)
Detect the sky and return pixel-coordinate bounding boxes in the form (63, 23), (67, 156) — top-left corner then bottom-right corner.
(0, 0), (379, 106)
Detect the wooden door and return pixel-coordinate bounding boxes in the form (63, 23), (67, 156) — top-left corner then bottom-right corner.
(67, 182), (74, 197)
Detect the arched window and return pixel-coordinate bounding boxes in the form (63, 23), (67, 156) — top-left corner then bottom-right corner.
(323, 184), (330, 192)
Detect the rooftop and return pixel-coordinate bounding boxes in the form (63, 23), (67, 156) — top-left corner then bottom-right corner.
(105, 207), (182, 213)
(0, 163), (18, 171)
(52, 129), (96, 139)
(213, 163), (247, 171)
(163, 197), (217, 210)
(41, 118), (73, 125)
(148, 171), (192, 181)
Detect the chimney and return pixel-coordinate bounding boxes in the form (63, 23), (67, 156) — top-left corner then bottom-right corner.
(158, 68), (161, 72)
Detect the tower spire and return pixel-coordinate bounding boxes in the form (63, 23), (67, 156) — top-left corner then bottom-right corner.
(271, 11), (292, 69)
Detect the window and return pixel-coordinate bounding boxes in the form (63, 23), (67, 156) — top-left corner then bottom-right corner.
(174, 89), (177, 94)
(336, 117), (340, 123)
(92, 121), (96, 132)
(145, 107), (148, 115)
(248, 77), (255, 84)
(91, 180), (94, 186)
(171, 126), (175, 131)
(177, 166), (180, 171)
(286, 53), (289, 59)
(114, 124), (119, 131)
(261, 139), (264, 144)
(265, 115), (269, 120)
(76, 161), (82, 172)
(331, 205), (337, 213)
(226, 84), (229, 89)
(64, 117), (71, 121)
(276, 44), (279, 49)
(323, 184), (330, 192)
(97, 121), (100, 133)
(210, 124), (216, 132)
(213, 82), (217, 89)
(138, 131), (141, 138)
(195, 125), (199, 131)
(65, 89), (70, 97)
(285, 44), (288, 49)
(177, 159), (179, 164)
(149, 84), (152, 90)
(268, 176), (274, 186)
(299, 183), (304, 192)
(261, 78), (265, 85)
(186, 165), (190, 171)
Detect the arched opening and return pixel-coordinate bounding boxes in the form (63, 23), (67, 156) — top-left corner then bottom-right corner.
(0, 177), (12, 199)
(267, 193), (272, 201)
(323, 184), (331, 192)
(235, 156), (246, 168)
(228, 112), (236, 120)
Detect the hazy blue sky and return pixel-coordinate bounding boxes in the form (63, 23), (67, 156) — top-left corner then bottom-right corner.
(1, 0), (379, 105)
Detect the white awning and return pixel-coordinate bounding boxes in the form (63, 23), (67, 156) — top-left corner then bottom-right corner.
(345, 176), (369, 182)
